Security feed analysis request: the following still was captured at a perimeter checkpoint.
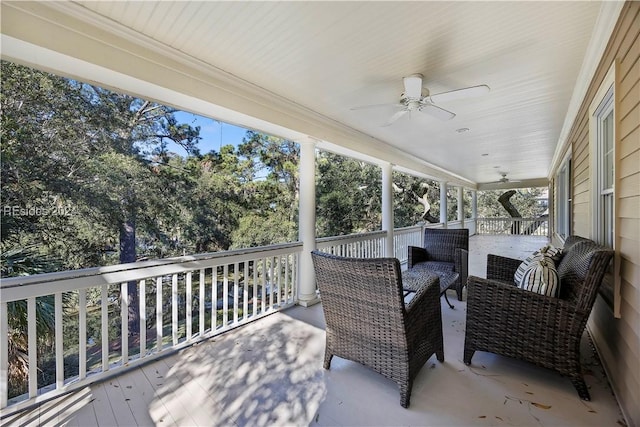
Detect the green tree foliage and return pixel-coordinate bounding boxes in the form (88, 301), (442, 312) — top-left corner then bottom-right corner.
(316, 152), (382, 237)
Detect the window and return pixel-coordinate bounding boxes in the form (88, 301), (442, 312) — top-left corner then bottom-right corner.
(556, 156), (571, 239)
(589, 61), (619, 316)
(593, 87), (615, 248)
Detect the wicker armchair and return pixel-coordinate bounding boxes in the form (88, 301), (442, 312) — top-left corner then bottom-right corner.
(463, 236), (614, 400)
(311, 250), (444, 408)
(408, 228), (469, 300)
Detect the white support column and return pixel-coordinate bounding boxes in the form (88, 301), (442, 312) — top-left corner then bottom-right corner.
(381, 162), (394, 257)
(298, 140), (320, 307)
(440, 181), (448, 228)
(472, 190), (478, 220)
(457, 186), (464, 228)
(472, 190), (478, 236)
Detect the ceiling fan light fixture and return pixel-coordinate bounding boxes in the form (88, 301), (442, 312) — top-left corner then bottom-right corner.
(403, 74), (424, 99)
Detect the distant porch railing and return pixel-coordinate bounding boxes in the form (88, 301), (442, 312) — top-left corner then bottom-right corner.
(476, 217), (549, 236)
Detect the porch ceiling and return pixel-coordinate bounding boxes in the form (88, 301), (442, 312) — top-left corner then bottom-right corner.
(0, 1), (612, 187)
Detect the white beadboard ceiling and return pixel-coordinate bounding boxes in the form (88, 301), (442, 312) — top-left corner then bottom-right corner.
(9, 1), (606, 187)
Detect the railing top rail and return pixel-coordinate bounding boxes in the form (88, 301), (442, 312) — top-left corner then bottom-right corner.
(477, 217), (549, 220)
(316, 230), (387, 246)
(1, 242), (303, 299)
(393, 225), (424, 234)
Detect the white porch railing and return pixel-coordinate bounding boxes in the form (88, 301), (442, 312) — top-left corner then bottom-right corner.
(476, 217), (549, 236)
(393, 225), (423, 263)
(0, 243), (301, 413)
(316, 230), (387, 258)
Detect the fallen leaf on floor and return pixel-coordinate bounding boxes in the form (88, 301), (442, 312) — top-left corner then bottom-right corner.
(495, 416), (504, 421)
(478, 415), (486, 419)
(532, 402), (552, 410)
(525, 392), (534, 395)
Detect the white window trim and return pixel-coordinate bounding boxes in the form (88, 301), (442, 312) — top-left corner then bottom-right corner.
(555, 151), (572, 241)
(588, 60), (621, 317)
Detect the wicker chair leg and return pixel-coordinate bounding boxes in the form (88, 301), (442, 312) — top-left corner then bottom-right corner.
(436, 349), (444, 362)
(463, 348), (474, 365)
(571, 376), (591, 401)
(323, 352), (333, 369)
(399, 382), (411, 408)
(456, 283), (463, 301)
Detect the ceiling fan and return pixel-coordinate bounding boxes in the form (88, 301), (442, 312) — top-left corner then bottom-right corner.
(490, 172), (522, 184)
(352, 73), (490, 126)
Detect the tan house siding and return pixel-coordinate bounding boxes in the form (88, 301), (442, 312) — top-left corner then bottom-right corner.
(552, 2), (639, 425)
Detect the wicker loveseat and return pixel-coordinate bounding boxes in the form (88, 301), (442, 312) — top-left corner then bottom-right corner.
(463, 235), (614, 400)
(408, 228), (469, 301)
(311, 250), (444, 408)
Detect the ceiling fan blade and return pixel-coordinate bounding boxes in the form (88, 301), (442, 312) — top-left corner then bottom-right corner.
(429, 84), (490, 104)
(382, 109), (409, 127)
(420, 103), (456, 121)
(403, 74), (423, 99)
(351, 103), (403, 111)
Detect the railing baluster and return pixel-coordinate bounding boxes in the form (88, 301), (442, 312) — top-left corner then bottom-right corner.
(222, 265), (229, 327)
(172, 274), (178, 345)
(199, 269), (205, 337)
(261, 258), (266, 314)
(101, 285), (109, 372)
(27, 297), (36, 397)
(233, 263), (239, 324)
(213, 267), (218, 330)
(121, 282), (128, 365)
(140, 280), (146, 358)
(253, 261), (258, 318)
(243, 261), (249, 321)
(78, 289), (87, 380)
(186, 272), (192, 341)
(55, 292), (63, 389)
(284, 254), (290, 305)
(269, 257), (275, 310)
(156, 277), (163, 353)
(0, 301), (7, 408)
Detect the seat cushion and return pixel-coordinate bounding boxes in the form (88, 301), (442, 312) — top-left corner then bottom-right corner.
(413, 261), (454, 273)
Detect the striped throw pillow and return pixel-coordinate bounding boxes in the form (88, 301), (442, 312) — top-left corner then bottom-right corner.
(518, 256), (560, 297)
(514, 244), (562, 285)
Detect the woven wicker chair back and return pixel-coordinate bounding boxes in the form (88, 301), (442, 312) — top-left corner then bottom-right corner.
(557, 239), (614, 311)
(311, 251), (407, 342)
(422, 228), (469, 263)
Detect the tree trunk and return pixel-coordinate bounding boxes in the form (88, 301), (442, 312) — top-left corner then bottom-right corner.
(120, 218), (140, 335)
(498, 190), (522, 234)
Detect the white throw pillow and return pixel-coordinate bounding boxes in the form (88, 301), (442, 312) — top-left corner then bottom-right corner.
(518, 256), (560, 297)
(514, 244), (562, 285)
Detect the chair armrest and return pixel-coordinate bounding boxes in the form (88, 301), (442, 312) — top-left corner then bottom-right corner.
(486, 254), (522, 282)
(408, 245), (429, 268)
(405, 274), (439, 313)
(405, 276), (441, 347)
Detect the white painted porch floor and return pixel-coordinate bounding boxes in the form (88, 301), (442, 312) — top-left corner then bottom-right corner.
(5, 236), (626, 426)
